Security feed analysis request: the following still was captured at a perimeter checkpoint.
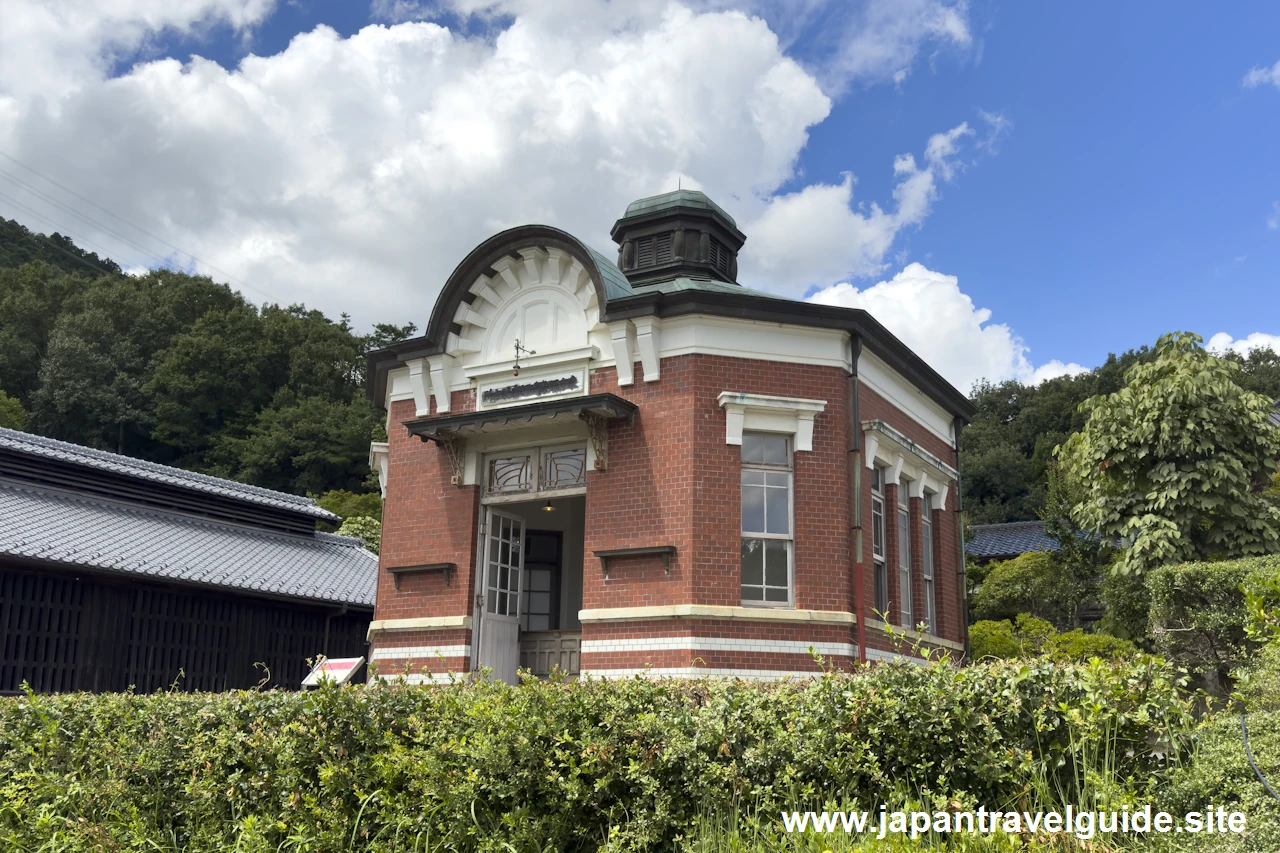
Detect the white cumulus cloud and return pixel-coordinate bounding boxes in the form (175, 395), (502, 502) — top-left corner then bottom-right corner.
(0, 0), (1066, 405)
(808, 263), (1087, 392)
(1208, 332), (1280, 357)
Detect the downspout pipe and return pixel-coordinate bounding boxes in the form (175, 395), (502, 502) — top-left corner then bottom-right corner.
(953, 415), (970, 659)
(847, 333), (867, 664)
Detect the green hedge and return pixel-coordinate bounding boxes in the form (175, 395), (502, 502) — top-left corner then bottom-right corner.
(0, 658), (1193, 852)
(1147, 555), (1280, 691)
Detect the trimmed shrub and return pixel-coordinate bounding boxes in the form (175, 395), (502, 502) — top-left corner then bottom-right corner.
(0, 658), (1194, 852)
(1147, 556), (1280, 693)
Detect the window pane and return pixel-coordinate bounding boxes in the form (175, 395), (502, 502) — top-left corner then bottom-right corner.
(765, 586), (788, 602)
(742, 481), (765, 532)
(762, 436), (788, 464)
(764, 471), (788, 488)
(764, 483), (789, 534)
(487, 589), (497, 612)
(874, 561), (888, 614)
(742, 470), (765, 486)
(871, 495), (884, 558)
(764, 540), (788, 587)
(741, 586), (764, 601)
(740, 538), (764, 585)
(898, 480), (910, 509)
(529, 592), (550, 614)
(527, 614), (549, 631)
(898, 509), (911, 569)
(741, 434), (764, 463)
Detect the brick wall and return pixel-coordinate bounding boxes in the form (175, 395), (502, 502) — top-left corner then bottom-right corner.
(370, 349), (966, 670)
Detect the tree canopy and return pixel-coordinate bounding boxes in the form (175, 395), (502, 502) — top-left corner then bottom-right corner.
(960, 344), (1280, 524)
(0, 221), (414, 501)
(1058, 332), (1280, 575)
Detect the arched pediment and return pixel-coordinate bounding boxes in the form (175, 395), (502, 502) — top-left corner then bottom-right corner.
(423, 225), (631, 361)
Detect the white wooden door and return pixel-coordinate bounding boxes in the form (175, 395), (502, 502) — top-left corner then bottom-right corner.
(477, 507), (523, 684)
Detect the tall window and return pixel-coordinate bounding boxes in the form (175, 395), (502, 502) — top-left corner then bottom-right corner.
(740, 433), (792, 606)
(897, 478), (913, 627)
(871, 465), (888, 616)
(922, 492), (936, 635)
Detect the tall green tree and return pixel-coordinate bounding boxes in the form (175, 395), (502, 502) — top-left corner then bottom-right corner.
(1058, 332), (1280, 576)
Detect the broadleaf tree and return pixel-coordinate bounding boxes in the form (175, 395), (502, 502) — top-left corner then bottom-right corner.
(1058, 332), (1280, 575)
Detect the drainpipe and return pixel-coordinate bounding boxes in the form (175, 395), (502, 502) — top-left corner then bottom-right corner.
(952, 416), (970, 659)
(847, 334), (867, 664)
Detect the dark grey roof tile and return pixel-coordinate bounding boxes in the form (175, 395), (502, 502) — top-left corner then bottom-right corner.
(0, 482), (376, 607)
(0, 427), (336, 521)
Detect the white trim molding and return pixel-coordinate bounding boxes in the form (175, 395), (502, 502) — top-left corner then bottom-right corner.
(581, 667), (828, 680)
(366, 615), (472, 641)
(368, 442), (389, 498)
(632, 316), (661, 381)
(578, 604), (856, 625)
(863, 618), (965, 652)
(582, 637), (857, 657)
(862, 419), (957, 508)
(609, 320), (637, 386)
(717, 392), (827, 452)
(370, 671), (470, 685)
(370, 645), (471, 661)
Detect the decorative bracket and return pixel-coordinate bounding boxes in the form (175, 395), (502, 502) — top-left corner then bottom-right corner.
(583, 411), (609, 471)
(440, 433), (466, 485)
(594, 546), (676, 578)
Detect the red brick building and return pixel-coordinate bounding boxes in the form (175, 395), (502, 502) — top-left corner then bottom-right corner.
(365, 190), (975, 683)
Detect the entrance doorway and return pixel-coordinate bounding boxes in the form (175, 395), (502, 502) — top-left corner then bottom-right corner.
(474, 496), (585, 683)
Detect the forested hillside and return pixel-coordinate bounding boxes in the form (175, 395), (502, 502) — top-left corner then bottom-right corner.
(0, 219), (413, 499)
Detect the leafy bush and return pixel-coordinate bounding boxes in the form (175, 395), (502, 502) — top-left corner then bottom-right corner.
(969, 552), (1080, 629)
(1147, 556), (1280, 694)
(969, 614), (1136, 663)
(0, 658), (1193, 852)
(0, 389), (24, 430)
(336, 515), (381, 554)
(317, 488), (383, 524)
(1149, 710), (1280, 853)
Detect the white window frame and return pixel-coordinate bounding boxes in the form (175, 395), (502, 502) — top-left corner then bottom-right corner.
(871, 465), (888, 618)
(922, 491), (936, 635)
(739, 432), (794, 608)
(897, 477), (913, 628)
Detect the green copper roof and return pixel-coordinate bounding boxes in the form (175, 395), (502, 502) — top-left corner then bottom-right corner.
(635, 276), (800, 302)
(585, 246), (635, 301)
(623, 190), (737, 228)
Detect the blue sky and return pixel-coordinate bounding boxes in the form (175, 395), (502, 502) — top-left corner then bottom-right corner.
(2, 0), (1278, 390)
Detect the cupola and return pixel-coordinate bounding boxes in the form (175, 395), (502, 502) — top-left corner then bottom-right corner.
(610, 189), (746, 286)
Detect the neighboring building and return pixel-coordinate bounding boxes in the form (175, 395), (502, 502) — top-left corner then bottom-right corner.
(365, 190), (976, 682)
(1270, 399), (1280, 428)
(966, 521), (1060, 565)
(0, 427), (376, 693)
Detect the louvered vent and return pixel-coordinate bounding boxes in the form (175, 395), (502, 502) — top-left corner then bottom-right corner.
(636, 237), (654, 267)
(708, 238), (729, 272)
(655, 232), (673, 264)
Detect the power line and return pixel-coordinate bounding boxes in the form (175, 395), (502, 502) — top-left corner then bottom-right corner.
(0, 148), (281, 302)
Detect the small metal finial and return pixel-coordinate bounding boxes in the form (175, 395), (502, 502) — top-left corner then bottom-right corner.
(513, 339), (536, 376)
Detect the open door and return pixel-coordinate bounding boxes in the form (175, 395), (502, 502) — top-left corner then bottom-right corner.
(476, 507), (523, 684)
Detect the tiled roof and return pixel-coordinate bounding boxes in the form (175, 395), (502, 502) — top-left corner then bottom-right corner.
(1270, 400), (1280, 428)
(0, 481), (376, 607)
(0, 427), (336, 522)
(966, 520), (1059, 559)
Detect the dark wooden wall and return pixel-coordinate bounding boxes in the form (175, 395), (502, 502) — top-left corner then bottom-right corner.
(0, 562), (370, 694)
